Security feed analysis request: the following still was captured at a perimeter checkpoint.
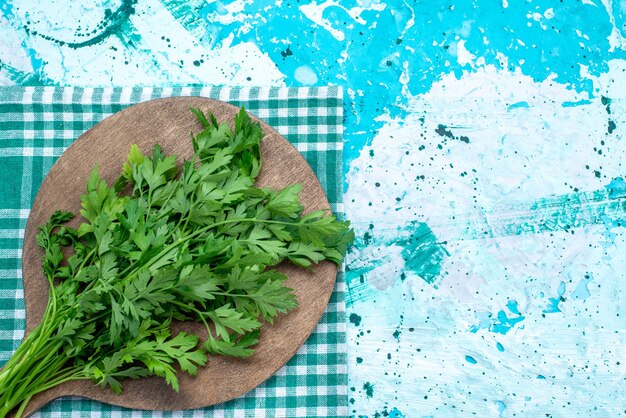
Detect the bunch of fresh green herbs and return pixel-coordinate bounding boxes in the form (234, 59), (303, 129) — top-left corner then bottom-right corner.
(0, 108), (353, 417)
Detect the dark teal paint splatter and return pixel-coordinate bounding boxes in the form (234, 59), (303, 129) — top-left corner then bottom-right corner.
(435, 124), (455, 138)
(435, 124), (471, 143)
(601, 96), (612, 113)
(22, 0), (138, 49)
(397, 222), (450, 285)
(349, 313), (362, 326)
(465, 355), (477, 364)
(363, 382), (375, 398)
(392, 329), (401, 341)
(608, 120), (617, 134)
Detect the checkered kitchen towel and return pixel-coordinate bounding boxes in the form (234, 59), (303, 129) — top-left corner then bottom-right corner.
(0, 86), (347, 417)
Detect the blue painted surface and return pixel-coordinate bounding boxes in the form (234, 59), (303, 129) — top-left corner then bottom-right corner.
(2, 0), (626, 416)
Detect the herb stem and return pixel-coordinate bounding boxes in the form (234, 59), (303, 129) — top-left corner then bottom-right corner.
(170, 300), (213, 338)
(13, 394), (31, 418)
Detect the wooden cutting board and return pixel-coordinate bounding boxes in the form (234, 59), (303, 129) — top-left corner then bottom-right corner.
(17, 97), (337, 417)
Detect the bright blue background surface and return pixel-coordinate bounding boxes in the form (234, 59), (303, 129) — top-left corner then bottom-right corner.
(2, 0), (626, 416)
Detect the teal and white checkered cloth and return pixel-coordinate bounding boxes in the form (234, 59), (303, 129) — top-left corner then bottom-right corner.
(0, 86), (347, 417)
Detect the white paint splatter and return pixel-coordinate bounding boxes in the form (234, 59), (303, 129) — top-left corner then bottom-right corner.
(456, 39), (476, 66)
(299, 0), (386, 42)
(300, 0), (346, 41)
(294, 65), (319, 85)
(544, 8), (555, 19)
(201, 0), (259, 36)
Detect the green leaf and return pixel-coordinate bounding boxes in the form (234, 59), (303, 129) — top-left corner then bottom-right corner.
(98, 231), (113, 256)
(48, 210), (75, 226)
(176, 265), (219, 303)
(208, 304), (261, 340)
(110, 296), (124, 342)
(199, 147), (233, 175)
(80, 167), (119, 223)
(249, 276), (298, 324)
(267, 223), (293, 241)
(286, 241), (326, 269)
(74, 265), (99, 283)
(159, 332), (207, 376)
(99, 253), (118, 281)
(204, 330), (260, 358)
(267, 184), (303, 219)
(190, 107), (210, 128)
(77, 289), (106, 312)
(123, 144), (145, 183)
(225, 265), (263, 291)
(243, 224), (287, 260)
(220, 172), (253, 204)
(147, 247), (178, 274)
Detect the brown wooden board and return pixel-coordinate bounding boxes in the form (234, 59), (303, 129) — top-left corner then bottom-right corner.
(16, 97), (337, 417)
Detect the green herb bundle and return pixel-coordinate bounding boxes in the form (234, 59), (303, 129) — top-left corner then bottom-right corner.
(0, 108), (353, 417)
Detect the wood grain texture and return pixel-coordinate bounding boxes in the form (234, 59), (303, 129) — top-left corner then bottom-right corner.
(18, 97), (337, 416)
